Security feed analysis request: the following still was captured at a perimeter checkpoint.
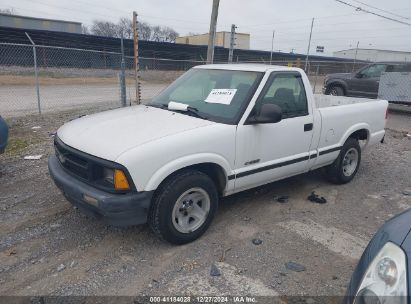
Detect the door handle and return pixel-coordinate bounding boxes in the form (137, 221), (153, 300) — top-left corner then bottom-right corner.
(304, 123), (313, 132)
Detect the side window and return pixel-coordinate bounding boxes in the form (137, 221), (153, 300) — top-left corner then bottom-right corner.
(254, 73), (308, 119)
(386, 64), (411, 72)
(361, 64), (387, 78)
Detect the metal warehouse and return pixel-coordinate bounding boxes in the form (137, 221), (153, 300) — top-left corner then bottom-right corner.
(333, 48), (411, 62)
(0, 13), (82, 34)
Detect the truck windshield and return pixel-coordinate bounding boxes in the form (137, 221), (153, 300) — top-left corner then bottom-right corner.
(149, 68), (263, 124)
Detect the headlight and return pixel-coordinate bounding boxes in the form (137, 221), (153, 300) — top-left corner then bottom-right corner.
(103, 168), (114, 184)
(355, 242), (407, 304)
(103, 168), (130, 190)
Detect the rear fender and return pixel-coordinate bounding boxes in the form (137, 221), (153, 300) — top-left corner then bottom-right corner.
(339, 123), (370, 148)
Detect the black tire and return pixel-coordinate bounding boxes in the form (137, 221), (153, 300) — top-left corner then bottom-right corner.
(148, 169), (218, 244)
(328, 85), (345, 96)
(325, 137), (361, 184)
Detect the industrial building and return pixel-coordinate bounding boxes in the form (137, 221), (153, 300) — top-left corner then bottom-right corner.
(0, 13), (82, 34)
(176, 31), (250, 50)
(333, 48), (411, 62)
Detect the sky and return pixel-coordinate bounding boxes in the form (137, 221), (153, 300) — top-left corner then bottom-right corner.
(2, 0), (411, 56)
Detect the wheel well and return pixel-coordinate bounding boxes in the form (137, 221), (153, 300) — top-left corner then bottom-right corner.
(327, 83), (346, 95)
(349, 129), (369, 141)
(159, 163), (227, 195)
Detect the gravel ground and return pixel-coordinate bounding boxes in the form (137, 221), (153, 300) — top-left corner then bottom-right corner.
(0, 107), (410, 298)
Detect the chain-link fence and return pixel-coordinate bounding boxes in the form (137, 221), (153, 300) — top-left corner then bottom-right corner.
(0, 39), (368, 118)
(0, 41), (140, 117)
(378, 72), (411, 104)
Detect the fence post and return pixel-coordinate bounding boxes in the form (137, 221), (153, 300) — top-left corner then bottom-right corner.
(133, 11), (141, 104)
(25, 32), (41, 115)
(119, 35), (127, 107)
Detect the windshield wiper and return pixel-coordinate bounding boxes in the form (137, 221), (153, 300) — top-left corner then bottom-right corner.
(147, 103), (167, 109)
(167, 101), (209, 120)
(184, 106), (209, 120)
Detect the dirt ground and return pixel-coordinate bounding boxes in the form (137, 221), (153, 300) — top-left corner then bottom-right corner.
(0, 107), (410, 298)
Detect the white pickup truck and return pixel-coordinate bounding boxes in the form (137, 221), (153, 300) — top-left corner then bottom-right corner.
(49, 64), (387, 244)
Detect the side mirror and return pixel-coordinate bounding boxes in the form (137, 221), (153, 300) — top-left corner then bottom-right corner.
(248, 104), (282, 124)
(355, 73), (363, 78)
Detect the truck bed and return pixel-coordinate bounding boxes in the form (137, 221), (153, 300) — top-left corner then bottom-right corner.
(313, 94), (387, 154)
(314, 94), (381, 109)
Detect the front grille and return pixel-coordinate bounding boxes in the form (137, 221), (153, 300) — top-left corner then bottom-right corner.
(53, 137), (134, 194)
(55, 139), (91, 181)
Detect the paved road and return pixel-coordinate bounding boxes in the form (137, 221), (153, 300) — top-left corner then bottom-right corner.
(0, 109), (410, 298)
(0, 76), (323, 118)
(0, 83), (168, 117)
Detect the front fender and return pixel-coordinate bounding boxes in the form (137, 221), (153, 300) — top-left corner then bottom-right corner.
(144, 153), (233, 192)
(327, 79), (348, 93)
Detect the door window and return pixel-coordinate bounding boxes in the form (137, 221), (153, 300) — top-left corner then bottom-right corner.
(360, 64), (387, 78)
(254, 73), (308, 119)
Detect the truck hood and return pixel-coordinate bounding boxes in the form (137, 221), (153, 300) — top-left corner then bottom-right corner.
(57, 105), (214, 161)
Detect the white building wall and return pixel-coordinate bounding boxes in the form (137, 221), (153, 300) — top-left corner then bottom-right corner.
(0, 13), (82, 34)
(333, 49), (411, 62)
(176, 32), (250, 50)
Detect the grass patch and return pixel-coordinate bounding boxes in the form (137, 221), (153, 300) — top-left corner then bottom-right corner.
(4, 134), (45, 156)
(5, 137), (32, 155)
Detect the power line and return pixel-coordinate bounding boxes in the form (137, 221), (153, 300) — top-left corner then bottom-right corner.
(238, 16), (411, 36)
(333, 0), (411, 26)
(350, 0), (411, 20)
(250, 25), (411, 38)
(252, 32), (411, 44)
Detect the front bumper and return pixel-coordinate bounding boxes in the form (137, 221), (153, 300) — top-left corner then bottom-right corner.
(48, 154), (153, 226)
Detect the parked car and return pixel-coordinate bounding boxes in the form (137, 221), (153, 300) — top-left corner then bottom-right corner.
(345, 208), (411, 303)
(48, 64), (387, 244)
(0, 115), (9, 154)
(323, 62), (411, 98)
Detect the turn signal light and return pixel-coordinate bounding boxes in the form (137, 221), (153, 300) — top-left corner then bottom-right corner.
(114, 169), (130, 190)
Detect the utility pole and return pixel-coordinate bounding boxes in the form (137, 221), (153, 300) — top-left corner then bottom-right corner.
(352, 41), (359, 72)
(133, 11), (141, 104)
(304, 18), (314, 72)
(228, 24), (236, 63)
(207, 0), (220, 64)
(270, 30), (275, 64)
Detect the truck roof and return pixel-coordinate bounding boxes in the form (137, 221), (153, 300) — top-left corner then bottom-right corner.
(194, 63), (303, 73)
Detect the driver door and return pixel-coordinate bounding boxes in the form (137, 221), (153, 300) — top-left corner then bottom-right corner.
(234, 72), (314, 192)
(351, 64), (387, 98)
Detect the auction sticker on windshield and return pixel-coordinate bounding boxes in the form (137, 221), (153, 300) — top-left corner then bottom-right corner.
(205, 89), (237, 105)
